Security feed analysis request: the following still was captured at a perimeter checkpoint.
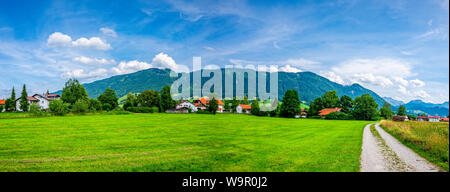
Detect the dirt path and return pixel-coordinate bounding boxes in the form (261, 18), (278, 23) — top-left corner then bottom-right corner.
(360, 123), (441, 172)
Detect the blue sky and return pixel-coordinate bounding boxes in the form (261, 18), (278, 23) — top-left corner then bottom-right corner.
(0, 0), (448, 103)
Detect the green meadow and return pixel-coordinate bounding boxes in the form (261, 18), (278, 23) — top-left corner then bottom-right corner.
(0, 113), (370, 172)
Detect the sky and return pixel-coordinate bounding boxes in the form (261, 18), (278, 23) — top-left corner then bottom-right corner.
(0, 0), (448, 103)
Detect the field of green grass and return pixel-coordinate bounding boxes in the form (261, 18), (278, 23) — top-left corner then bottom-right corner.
(0, 113), (370, 172)
(380, 120), (449, 171)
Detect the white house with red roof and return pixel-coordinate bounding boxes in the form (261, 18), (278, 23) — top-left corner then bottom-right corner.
(15, 93), (60, 111)
(175, 101), (198, 112)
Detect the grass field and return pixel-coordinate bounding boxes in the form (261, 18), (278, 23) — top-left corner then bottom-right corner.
(380, 120), (449, 171)
(0, 113), (370, 172)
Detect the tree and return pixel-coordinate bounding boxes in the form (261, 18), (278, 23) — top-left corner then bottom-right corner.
(280, 89), (301, 118)
(4, 87), (16, 112)
(308, 97), (323, 116)
(242, 96), (249, 104)
(72, 99), (89, 114)
(231, 97), (240, 112)
(123, 93), (137, 111)
(0, 105), (3, 113)
(339, 95), (353, 113)
(251, 99), (260, 115)
(19, 84), (29, 112)
(98, 87), (119, 109)
(380, 102), (393, 119)
(397, 105), (407, 116)
(159, 85), (175, 112)
(88, 98), (102, 112)
(322, 90), (340, 108)
(137, 90), (160, 108)
(61, 79), (88, 105)
(29, 103), (44, 117)
(352, 94), (380, 121)
(208, 97), (218, 115)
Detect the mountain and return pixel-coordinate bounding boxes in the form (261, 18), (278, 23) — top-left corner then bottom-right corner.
(55, 68), (388, 107)
(382, 97), (404, 106)
(403, 100), (449, 117)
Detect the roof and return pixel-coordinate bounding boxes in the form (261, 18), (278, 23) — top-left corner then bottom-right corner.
(46, 94), (60, 97)
(0, 99), (5, 105)
(428, 116), (441, 118)
(239, 104), (252, 110)
(318, 108), (342, 116)
(27, 96), (39, 101)
(197, 97), (224, 105)
(193, 103), (205, 107)
(176, 101), (192, 106)
(441, 118), (449, 121)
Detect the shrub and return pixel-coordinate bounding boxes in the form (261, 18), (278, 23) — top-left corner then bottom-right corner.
(72, 99), (89, 114)
(102, 103), (112, 111)
(196, 110), (211, 114)
(29, 103), (45, 117)
(325, 112), (354, 120)
(89, 98), (102, 112)
(127, 107), (153, 113)
(105, 108), (132, 115)
(151, 106), (159, 113)
(49, 100), (69, 116)
(308, 115), (322, 119)
(0, 105), (3, 112)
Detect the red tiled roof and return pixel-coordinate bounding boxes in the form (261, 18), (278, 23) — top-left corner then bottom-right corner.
(46, 94), (60, 97)
(198, 98), (224, 106)
(318, 108), (342, 116)
(428, 116), (441, 118)
(193, 103), (205, 107)
(27, 96), (39, 101)
(239, 104), (251, 110)
(0, 99), (5, 105)
(441, 118), (449, 121)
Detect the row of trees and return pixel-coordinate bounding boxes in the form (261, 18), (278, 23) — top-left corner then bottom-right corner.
(1, 85), (31, 112)
(123, 85), (176, 113)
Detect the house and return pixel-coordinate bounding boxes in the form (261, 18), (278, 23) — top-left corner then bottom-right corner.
(175, 101), (198, 112)
(0, 99), (5, 112)
(45, 94), (61, 100)
(236, 104), (251, 114)
(417, 116), (429, 121)
(318, 108), (342, 117)
(15, 93), (60, 111)
(193, 97), (224, 112)
(440, 118), (449, 122)
(300, 108), (307, 118)
(193, 102), (207, 110)
(428, 116), (441, 122)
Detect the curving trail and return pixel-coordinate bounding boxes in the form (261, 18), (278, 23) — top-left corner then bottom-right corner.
(360, 123), (441, 172)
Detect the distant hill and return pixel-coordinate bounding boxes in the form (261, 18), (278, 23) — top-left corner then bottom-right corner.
(55, 68), (388, 107)
(382, 97), (404, 106)
(403, 100), (449, 117)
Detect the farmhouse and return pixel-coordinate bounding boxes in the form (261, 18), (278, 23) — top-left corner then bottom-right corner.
(428, 116), (441, 122)
(193, 97), (224, 112)
(0, 99), (5, 112)
(417, 116), (429, 121)
(15, 93), (60, 111)
(175, 101), (198, 112)
(441, 118), (449, 122)
(318, 108), (342, 117)
(236, 104), (251, 114)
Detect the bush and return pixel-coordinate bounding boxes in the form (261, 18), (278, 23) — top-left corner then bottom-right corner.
(0, 105), (3, 112)
(308, 115), (322, 119)
(49, 100), (70, 116)
(89, 98), (102, 112)
(127, 107), (153, 113)
(105, 108), (132, 115)
(325, 112), (354, 120)
(72, 99), (89, 114)
(151, 106), (159, 113)
(29, 103), (45, 117)
(196, 110), (211, 114)
(102, 103), (112, 111)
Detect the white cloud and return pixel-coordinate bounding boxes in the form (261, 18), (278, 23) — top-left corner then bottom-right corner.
(73, 56), (115, 65)
(352, 73), (393, 87)
(398, 85), (408, 95)
(62, 68), (108, 79)
(47, 32), (72, 47)
(393, 77), (409, 86)
(151, 52), (189, 73)
(100, 27), (117, 38)
(282, 58), (320, 69)
(412, 90), (431, 100)
(204, 46), (215, 51)
(111, 60), (152, 75)
(47, 32), (111, 50)
(279, 65), (301, 73)
(320, 71), (345, 84)
(410, 79), (425, 87)
(72, 37), (111, 50)
(417, 25), (449, 40)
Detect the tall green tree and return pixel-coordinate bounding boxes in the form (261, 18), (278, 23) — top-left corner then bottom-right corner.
(339, 95), (353, 113)
(322, 90), (340, 108)
(231, 97), (240, 112)
(380, 102), (393, 119)
(137, 90), (160, 108)
(61, 79), (88, 105)
(123, 93), (137, 111)
(19, 84), (29, 112)
(397, 105), (407, 116)
(352, 94), (379, 120)
(280, 89), (301, 118)
(251, 99), (260, 115)
(308, 97), (323, 116)
(4, 87), (16, 111)
(98, 87), (119, 109)
(208, 97), (218, 115)
(159, 85), (175, 112)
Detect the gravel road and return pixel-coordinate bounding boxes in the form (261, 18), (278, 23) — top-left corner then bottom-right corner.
(360, 123), (441, 172)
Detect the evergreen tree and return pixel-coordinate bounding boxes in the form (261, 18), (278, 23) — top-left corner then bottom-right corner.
(231, 97), (240, 112)
(352, 94), (379, 120)
(160, 85), (175, 112)
(11, 87), (16, 111)
(250, 99), (260, 115)
(280, 89), (301, 118)
(208, 97), (218, 115)
(397, 105), (407, 116)
(19, 84), (29, 112)
(98, 87), (119, 109)
(380, 102), (393, 119)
